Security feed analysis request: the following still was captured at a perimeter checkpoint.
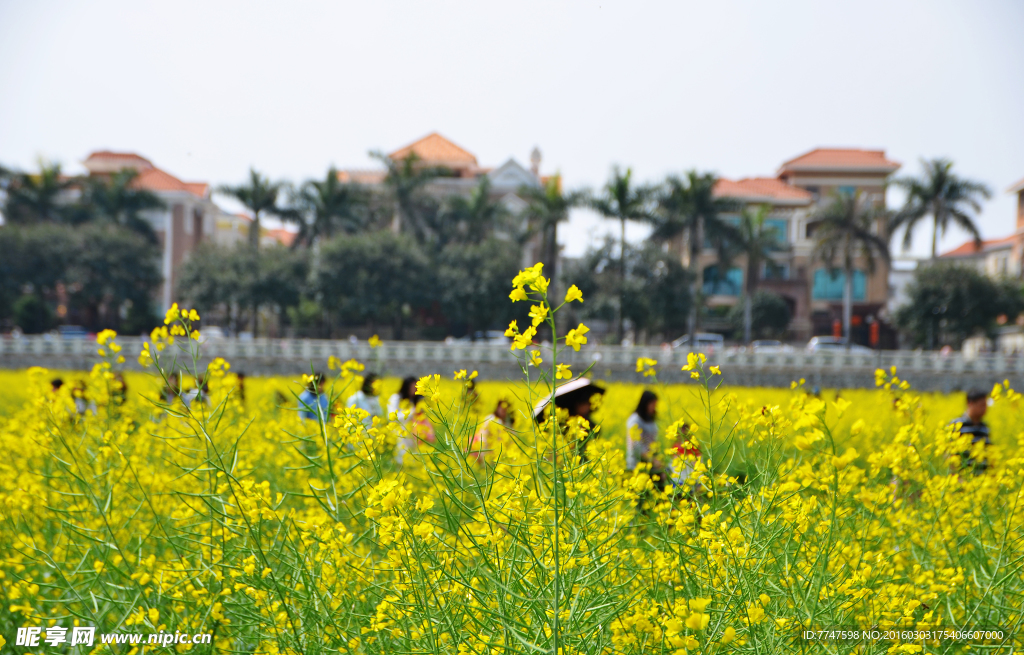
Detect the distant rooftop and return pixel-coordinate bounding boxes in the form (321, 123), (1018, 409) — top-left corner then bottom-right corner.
(82, 150), (208, 199)
(940, 235), (1016, 258)
(714, 177), (813, 204)
(778, 148), (901, 176)
(388, 132), (478, 169)
(1008, 176), (1024, 194)
(337, 169), (386, 185)
(83, 151), (154, 174)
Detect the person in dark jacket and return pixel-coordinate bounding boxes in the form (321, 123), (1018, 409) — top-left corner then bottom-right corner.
(951, 388), (991, 474)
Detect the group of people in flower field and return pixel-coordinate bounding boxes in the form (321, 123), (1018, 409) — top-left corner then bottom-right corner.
(50, 352), (994, 488)
(288, 360), (997, 488)
(290, 363), (710, 488)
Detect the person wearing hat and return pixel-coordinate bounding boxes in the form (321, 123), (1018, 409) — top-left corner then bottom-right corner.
(533, 378), (605, 462)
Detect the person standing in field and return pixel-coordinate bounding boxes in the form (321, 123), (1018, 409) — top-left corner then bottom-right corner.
(298, 372), (330, 421)
(951, 388), (991, 474)
(347, 372), (384, 425)
(626, 390), (670, 489)
(626, 390), (659, 471)
(532, 378), (606, 463)
(387, 376), (418, 426)
(469, 399), (514, 463)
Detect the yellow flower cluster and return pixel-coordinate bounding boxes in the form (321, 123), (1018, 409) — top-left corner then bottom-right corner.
(636, 357), (658, 377)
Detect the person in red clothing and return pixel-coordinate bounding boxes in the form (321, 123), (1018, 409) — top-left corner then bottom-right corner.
(669, 422), (703, 488)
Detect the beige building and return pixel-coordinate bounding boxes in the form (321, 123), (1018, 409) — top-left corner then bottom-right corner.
(699, 148), (900, 341)
(340, 132), (550, 266)
(939, 175), (1024, 278)
(83, 152), (216, 311)
(83, 151), (295, 311)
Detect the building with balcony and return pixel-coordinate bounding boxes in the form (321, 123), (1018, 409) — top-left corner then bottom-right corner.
(696, 148), (900, 341)
(340, 132), (549, 266)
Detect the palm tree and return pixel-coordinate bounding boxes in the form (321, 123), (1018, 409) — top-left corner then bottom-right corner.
(891, 158), (991, 260)
(434, 177), (512, 247)
(520, 173), (587, 288)
(219, 168), (286, 250)
(370, 151), (442, 242)
(734, 205), (787, 344)
(591, 167), (654, 343)
(3, 160), (73, 224)
(810, 191), (891, 349)
(86, 169), (166, 243)
(648, 171), (739, 339)
(288, 166), (367, 247)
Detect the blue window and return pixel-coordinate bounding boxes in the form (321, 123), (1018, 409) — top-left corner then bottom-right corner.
(765, 218), (789, 244)
(707, 215), (788, 248)
(704, 215), (740, 250)
(703, 265), (743, 296)
(837, 186), (857, 197)
(812, 269), (866, 300)
(763, 261), (789, 280)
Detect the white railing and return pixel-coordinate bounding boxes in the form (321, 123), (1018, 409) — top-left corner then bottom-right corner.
(2, 335), (1024, 375)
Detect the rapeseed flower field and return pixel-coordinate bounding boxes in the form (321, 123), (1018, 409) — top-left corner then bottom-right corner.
(1, 266), (1022, 654)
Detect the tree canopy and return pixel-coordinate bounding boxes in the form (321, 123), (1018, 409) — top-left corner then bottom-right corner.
(894, 263), (1023, 349)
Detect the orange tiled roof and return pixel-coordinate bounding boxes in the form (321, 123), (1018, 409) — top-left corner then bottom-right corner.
(337, 169), (387, 185)
(84, 151), (208, 199)
(1008, 176), (1024, 194)
(184, 182), (210, 199)
(264, 228), (296, 247)
(714, 177), (813, 204)
(131, 168), (208, 199)
(940, 234), (1017, 258)
(83, 151), (154, 174)
(778, 148), (900, 174)
(388, 132), (478, 167)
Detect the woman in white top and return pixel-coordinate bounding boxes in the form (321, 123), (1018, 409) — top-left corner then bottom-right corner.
(347, 373), (384, 426)
(387, 376), (418, 425)
(626, 390), (659, 471)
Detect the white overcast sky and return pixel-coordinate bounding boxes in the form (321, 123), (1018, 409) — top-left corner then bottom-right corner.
(1, 0), (1022, 258)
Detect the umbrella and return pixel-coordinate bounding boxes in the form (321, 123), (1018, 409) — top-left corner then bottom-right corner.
(532, 377), (606, 420)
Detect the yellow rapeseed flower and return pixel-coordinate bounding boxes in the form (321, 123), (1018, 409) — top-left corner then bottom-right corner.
(564, 285), (583, 303)
(565, 323), (589, 351)
(416, 374), (441, 402)
(163, 303), (180, 325)
(513, 325), (537, 350)
(96, 329), (117, 346)
(528, 304), (549, 327)
(636, 357), (657, 377)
